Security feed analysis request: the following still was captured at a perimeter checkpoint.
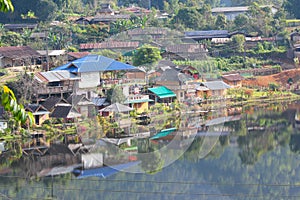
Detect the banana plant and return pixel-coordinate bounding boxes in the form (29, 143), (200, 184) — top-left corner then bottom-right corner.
(1, 85), (34, 134)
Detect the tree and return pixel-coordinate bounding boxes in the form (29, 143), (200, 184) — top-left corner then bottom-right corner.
(0, 85), (34, 134)
(215, 14), (226, 29)
(132, 45), (162, 66)
(231, 34), (245, 52)
(0, 0), (13, 12)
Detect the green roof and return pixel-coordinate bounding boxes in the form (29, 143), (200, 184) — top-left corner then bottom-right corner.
(150, 128), (177, 140)
(148, 86), (176, 99)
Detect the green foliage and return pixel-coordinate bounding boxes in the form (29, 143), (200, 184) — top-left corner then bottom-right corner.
(0, 85), (34, 134)
(269, 82), (279, 91)
(0, 0), (13, 12)
(132, 45), (162, 66)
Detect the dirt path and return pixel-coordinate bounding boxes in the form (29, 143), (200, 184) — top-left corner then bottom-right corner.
(243, 68), (300, 87)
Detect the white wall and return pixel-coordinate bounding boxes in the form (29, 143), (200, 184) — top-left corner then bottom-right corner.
(79, 72), (100, 89)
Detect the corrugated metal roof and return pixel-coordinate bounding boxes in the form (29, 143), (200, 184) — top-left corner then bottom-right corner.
(201, 81), (231, 90)
(185, 30), (229, 39)
(211, 6), (249, 13)
(0, 46), (40, 59)
(148, 86), (176, 99)
(80, 41), (139, 50)
(53, 55), (136, 73)
(221, 73), (244, 81)
(166, 44), (207, 53)
(37, 50), (66, 56)
(35, 70), (80, 83)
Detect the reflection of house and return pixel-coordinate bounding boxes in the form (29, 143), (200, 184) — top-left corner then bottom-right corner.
(0, 46), (40, 67)
(25, 104), (50, 125)
(221, 73), (244, 88)
(154, 68), (194, 102)
(148, 86), (176, 103)
(34, 70), (79, 98)
(67, 94), (96, 118)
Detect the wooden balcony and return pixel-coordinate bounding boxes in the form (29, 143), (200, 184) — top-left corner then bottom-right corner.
(37, 86), (74, 95)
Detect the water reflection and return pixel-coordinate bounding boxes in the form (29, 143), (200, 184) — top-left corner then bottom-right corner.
(2, 101), (300, 199)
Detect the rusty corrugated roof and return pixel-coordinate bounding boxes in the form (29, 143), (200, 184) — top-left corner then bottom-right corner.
(0, 46), (40, 59)
(80, 41), (139, 50)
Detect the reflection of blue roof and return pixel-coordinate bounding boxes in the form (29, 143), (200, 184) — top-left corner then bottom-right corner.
(53, 55), (136, 73)
(73, 161), (141, 179)
(150, 127), (176, 140)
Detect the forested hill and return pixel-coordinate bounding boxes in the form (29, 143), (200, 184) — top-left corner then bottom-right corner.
(0, 0), (287, 24)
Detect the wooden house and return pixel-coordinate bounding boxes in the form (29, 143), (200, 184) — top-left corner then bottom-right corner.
(25, 104), (50, 125)
(0, 46), (40, 67)
(196, 81), (231, 99)
(154, 68), (194, 102)
(221, 73), (244, 88)
(67, 94), (96, 118)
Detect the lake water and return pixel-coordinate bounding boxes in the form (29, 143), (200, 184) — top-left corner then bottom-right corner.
(1, 100), (300, 200)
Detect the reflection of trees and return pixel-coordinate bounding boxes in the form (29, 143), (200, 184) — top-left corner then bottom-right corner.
(137, 139), (164, 174)
(290, 134), (300, 153)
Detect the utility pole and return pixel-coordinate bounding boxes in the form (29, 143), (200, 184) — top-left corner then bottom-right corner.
(46, 30), (49, 71)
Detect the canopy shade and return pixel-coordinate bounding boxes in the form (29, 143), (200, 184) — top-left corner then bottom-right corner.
(53, 55), (136, 73)
(99, 103), (134, 113)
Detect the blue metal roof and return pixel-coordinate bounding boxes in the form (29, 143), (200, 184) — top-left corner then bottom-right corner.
(53, 55), (136, 73)
(73, 161), (141, 179)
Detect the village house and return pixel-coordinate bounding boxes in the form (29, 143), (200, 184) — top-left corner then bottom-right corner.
(67, 94), (96, 118)
(34, 70), (79, 99)
(127, 28), (167, 39)
(124, 94), (153, 113)
(153, 68), (194, 102)
(67, 52), (90, 61)
(0, 46), (41, 68)
(196, 81), (231, 99)
(211, 5), (278, 20)
(25, 104), (50, 125)
(163, 43), (208, 60)
(79, 41), (139, 52)
(148, 86), (176, 104)
(121, 5), (151, 16)
(52, 54), (137, 99)
(3, 23), (37, 32)
(221, 73), (244, 88)
(41, 96), (71, 113)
